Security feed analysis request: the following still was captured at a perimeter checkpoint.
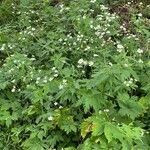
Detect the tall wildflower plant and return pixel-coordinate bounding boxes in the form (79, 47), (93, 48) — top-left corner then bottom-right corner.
(0, 0), (150, 149)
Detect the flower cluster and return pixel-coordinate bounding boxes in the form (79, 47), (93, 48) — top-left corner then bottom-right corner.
(52, 67), (59, 77)
(59, 79), (67, 90)
(123, 78), (137, 87)
(77, 59), (94, 68)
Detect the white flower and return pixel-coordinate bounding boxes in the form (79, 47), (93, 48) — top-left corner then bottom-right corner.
(37, 77), (40, 80)
(82, 70), (85, 73)
(77, 65), (82, 68)
(99, 110), (102, 114)
(30, 58), (36, 61)
(54, 102), (58, 106)
(78, 59), (84, 64)
(48, 116), (53, 121)
(59, 84), (64, 90)
(43, 79), (47, 83)
(124, 81), (127, 85)
(90, 0), (96, 3)
(138, 59), (143, 63)
(124, 64), (128, 67)
(135, 79), (138, 82)
(52, 67), (56, 71)
(137, 48), (143, 54)
(83, 15), (86, 19)
(11, 79), (16, 83)
(130, 78), (133, 81)
(83, 60), (88, 65)
(11, 88), (16, 92)
(138, 13), (142, 17)
(63, 79), (67, 84)
(54, 74), (58, 77)
(128, 80), (133, 84)
(104, 109), (109, 112)
(11, 86), (16, 92)
(112, 118), (115, 121)
(59, 106), (63, 109)
(88, 61), (94, 66)
(106, 31), (110, 34)
(108, 62), (113, 66)
(0, 46), (5, 51)
(13, 60), (17, 63)
(117, 44), (124, 49)
(31, 28), (35, 31)
(90, 25), (93, 28)
(117, 49), (123, 53)
(36, 80), (39, 84)
(93, 54), (98, 57)
(54, 70), (58, 73)
(49, 77), (54, 81)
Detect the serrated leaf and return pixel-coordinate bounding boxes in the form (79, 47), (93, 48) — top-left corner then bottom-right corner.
(81, 119), (92, 138)
(104, 123), (113, 143)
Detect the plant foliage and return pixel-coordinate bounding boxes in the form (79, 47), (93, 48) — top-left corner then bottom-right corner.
(0, 0), (150, 149)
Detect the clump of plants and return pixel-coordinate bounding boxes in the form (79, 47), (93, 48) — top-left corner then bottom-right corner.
(0, 0), (150, 149)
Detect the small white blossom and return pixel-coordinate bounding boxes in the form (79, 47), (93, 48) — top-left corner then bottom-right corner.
(77, 65), (82, 68)
(54, 102), (58, 106)
(59, 106), (63, 109)
(36, 80), (39, 84)
(117, 44), (124, 51)
(11, 86), (16, 92)
(48, 116), (53, 121)
(30, 58), (36, 61)
(54, 70), (58, 73)
(128, 80), (133, 84)
(31, 28), (36, 31)
(54, 74), (58, 77)
(37, 77), (40, 80)
(135, 79), (138, 82)
(108, 62), (113, 66)
(83, 60), (88, 66)
(82, 70), (85, 73)
(88, 61), (94, 66)
(49, 77), (54, 81)
(137, 48), (143, 54)
(138, 59), (143, 64)
(52, 67), (56, 71)
(43, 79), (47, 83)
(99, 110), (102, 114)
(104, 109), (109, 112)
(83, 15), (86, 19)
(59, 84), (64, 90)
(112, 118), (115, 121)
(124, 64), (128, 67)
(93, 54), (98, 57)
(11, 79), (16, 83)
(138, 13), (142, 17)
(78, 59), (84, 64)
(90, 0), (96, 3)
(13, 60), (17, 63)
(63, 79), (67, 84)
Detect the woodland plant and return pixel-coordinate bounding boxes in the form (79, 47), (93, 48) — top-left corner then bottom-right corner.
(0, 0), (150, 149)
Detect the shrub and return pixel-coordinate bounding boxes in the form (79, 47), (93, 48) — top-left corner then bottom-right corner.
(0, 0), (150, 149)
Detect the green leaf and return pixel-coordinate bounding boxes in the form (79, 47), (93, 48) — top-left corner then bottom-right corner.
(104, 123), (113, 143)
(118, 94), (143, 119)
